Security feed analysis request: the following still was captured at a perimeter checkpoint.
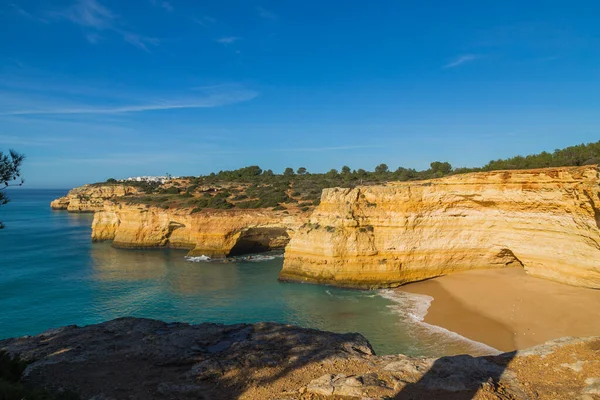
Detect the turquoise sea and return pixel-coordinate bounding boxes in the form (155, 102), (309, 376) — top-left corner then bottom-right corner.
(0, 189), (496, 356)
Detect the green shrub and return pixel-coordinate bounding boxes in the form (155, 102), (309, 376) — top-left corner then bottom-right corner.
(236, 201), (253, 209)
(162, 187), (180, 195)
(0, 351), (79, 400)
(0, 351), (26, 383)
(210, 197), (233, 209)
(191, 193), (233, 209)
(89, 140), (600, 212)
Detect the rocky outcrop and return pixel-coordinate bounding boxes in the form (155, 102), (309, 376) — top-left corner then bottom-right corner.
(281, 166), (600, 289)
(50, 184), (143, 212)
(92, 203), (304, 257)
(1, 318), (598, 399)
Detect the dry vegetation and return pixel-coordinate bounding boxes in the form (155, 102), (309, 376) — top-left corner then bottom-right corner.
(94, 140), (600, 213)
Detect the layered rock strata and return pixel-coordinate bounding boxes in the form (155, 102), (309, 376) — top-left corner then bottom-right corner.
(50, 184), (143, 212)
(281, 166), (600, 289)
(1, 318), (598, 399)
(92, 203), (303, 257)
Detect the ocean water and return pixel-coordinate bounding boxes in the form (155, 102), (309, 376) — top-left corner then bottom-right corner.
(0, 189), (496, 356)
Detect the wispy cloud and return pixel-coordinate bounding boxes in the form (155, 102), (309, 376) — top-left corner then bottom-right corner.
(272, 145), (382, 153)
(444, 54), (480, 68)
(257, 6), (278, 20)
(0, 134), (73, 147)
(55, 0), (159, 51)
(29, 152), (184, 166)
(0, 79), (259, 116)
(2, 98), (254, 116)
(186, 144), (385, 156)
(120, 32), (160, 51)
(193, 15), (216, 27)
(86, 32), (102, 43)
(6, 58), (25, 68)
(216, 36), (240, 45)
(471, 23), (589, 65)
(9, 3), (48, 22)
(149, 0), (173, 12)
(70, 154), (176, 165)
(476, 23), (583, 52)
(61, 0), (114, 29)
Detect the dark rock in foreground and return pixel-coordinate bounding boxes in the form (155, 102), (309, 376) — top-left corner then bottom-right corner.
(1, 318), (599, 399)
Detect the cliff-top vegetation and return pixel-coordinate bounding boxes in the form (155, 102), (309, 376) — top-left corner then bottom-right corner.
(95, 140), (600, 213)
(0, 350), (78, 400)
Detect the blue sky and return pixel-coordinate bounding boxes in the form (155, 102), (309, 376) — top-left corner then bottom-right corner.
(1, 0), (599, 188)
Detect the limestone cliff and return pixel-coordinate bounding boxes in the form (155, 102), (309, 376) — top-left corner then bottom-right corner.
(92, 203), (304, 257)
(50, 184), (143, 212)
(281, 166), (600, 289)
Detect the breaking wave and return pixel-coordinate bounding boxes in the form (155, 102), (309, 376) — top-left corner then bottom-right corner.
(185, 252), (284, 263)
(378, 289), (501, 356)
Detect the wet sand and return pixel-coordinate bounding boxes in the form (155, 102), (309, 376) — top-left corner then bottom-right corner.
(399, 268), (600, 352)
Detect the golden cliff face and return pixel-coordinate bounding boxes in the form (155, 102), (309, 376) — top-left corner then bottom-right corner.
(281, 166), (600, 289)
(50, 185), (143, 212)
(92, 203), (304, 258)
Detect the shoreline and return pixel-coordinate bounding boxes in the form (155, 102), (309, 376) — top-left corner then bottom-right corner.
(398, 267), (600, 352)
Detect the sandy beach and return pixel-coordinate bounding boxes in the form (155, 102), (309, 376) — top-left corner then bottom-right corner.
(398, 267), (600, 352)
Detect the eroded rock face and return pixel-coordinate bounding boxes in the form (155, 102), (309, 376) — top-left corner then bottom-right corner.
(1, 318), (598, 399)
(281, 166), (600, 289)
(92, 203), (303, 257)
(50, 185), (143, 212)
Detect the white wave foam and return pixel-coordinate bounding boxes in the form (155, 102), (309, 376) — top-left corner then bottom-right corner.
(185, 255), (212, 262)
(378, 289), (501, 355)
(185, 252), (284, 263)
(379, 289), (432, 323)
(232, 253), (284, 262)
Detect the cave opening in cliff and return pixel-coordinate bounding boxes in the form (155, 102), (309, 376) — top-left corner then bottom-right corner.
(228, 228), (290, 256)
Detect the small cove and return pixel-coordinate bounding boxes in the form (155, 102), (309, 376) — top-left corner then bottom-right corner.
(0, 189), (493, 357)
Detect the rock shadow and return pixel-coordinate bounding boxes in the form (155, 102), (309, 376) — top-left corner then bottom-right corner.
(0, 318), (375, 400)
(228, 227), (290, 256)
(393, 350), (517, 400)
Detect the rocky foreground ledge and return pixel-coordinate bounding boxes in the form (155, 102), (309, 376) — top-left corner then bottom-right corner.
(1, 318), (599, 400)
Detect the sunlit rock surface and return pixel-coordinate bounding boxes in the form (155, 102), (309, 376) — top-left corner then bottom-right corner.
(50, 184), (143, 212)
(281, 166), (600, 289)
(92, 203), (303, 258)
